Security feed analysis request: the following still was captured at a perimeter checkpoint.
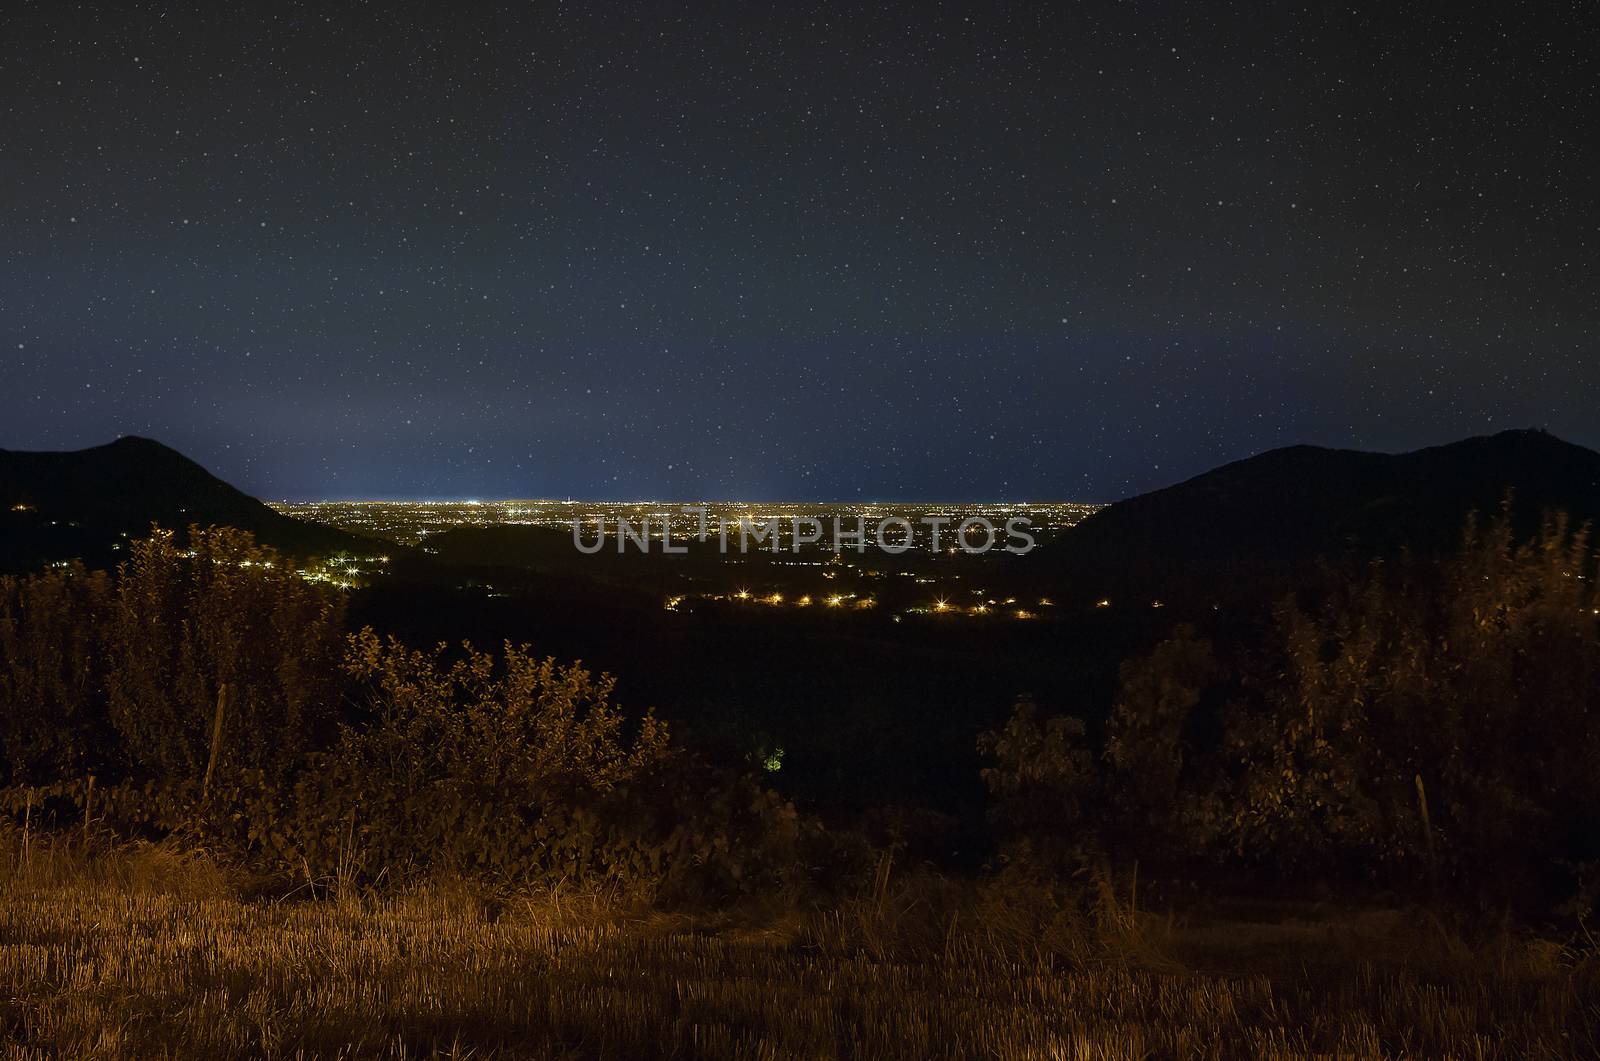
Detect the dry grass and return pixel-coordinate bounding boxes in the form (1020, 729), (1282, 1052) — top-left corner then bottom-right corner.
(1, 845), (1597, 1059)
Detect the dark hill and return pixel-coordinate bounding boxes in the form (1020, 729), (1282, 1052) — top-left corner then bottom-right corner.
(0, 436), (375, 571)
(1040, 429), (1600, 607)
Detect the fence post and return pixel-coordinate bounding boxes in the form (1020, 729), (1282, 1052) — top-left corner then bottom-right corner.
(83, 774), (95, 848)
(203, 682), (230, 799)
(1414, 773), (1438, 895)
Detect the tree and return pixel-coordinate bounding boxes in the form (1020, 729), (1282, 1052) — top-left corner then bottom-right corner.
(1103, 623), (1219, 851)
(0, 563), (113, 785)
(977, 695), (1099, 871)
(1222, 509), (1600, 897)
(295, 630), (672, 881)
(105, 526), (345, 787)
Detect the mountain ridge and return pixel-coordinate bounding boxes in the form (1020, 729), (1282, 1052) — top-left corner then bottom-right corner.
(0, 436), (376, 571)
(1041, 428), (1600, 606)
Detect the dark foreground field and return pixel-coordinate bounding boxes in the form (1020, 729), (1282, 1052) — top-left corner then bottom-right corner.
(2, 845), (1596, 1060)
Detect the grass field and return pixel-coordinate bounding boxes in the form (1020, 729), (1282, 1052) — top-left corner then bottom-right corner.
(2, 845), (1597, 1059)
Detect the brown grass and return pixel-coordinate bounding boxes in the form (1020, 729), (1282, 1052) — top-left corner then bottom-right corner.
(1, 843), (1596, 1059)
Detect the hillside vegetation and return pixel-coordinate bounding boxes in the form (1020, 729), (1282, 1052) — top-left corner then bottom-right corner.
(4, 503), (1600, 1055)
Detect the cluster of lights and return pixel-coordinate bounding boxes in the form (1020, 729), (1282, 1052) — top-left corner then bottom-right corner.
(659, 589), (1157, 618)
(298, 554), (390, 590)
(925, 599), (1026, 618)
(670, 589), (878, 611)
(677, 590), (1048, 621)
(271, 499), (1102, 550)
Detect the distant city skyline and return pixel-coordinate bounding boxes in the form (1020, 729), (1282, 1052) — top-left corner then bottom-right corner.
(270, 494), (1102, 505)
(273, 498), (1101, 546)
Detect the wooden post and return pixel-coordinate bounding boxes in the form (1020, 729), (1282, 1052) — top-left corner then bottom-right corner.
(21, 787), (31, 870)
(203, 682), (229, 799)
(1414, 773), (1437, 894)
(83, 774), (94, 848)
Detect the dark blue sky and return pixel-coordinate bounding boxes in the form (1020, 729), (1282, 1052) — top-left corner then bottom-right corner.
(2, 3), (1595, 501)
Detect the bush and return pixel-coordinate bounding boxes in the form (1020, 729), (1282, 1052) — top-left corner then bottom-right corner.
(105, 526), (346, 786)
(275, 630), (834, 902)
(0, 528), (837, 902)
(977, 695), (1100, 873)
(285, 630), (671, 886)
(0, 563), (113, 786)
(1223, 510), (1600, 901)
(1103, 623), (1221, 854)
(982, 508), (1600, 913)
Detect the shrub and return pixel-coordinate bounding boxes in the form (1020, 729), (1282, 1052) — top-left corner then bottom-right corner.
(981, 508), (1600, 913)
(1223, 510), (1600, 900)
(1103, 623), (1220, 853)
(105, 526), (345, 787)
(0, 563), (113, 785)
(0, 531), (832, 902)
(977, 695), (1100, 872)
(282, 629), (672, 886)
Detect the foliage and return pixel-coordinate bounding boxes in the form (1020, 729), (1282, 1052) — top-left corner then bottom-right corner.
(0, 563), (113, 785)
(0, 527), (830, 902)
(12, 508), (1600, 918)
(1224, 510), (1600, 897)
(105, 526), (346, 785)
(288, 630), (673, 885)
(977, 695), (1099, 871)
(984, 508), (1600, 911)
(1103, 623), (1220, 850)
(279, 630), (837, 900)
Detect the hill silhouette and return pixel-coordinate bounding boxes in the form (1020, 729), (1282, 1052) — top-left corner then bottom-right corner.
(0, 436), (375, 571)
(1040, 429), (1600, 607)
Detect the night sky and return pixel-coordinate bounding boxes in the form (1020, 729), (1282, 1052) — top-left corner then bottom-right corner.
(2, 3), (1595, 502)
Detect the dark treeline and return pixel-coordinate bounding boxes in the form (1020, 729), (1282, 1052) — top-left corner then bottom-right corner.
(342, 553), (1161, 847)
(0, 527), (859, 903)
(984, 510), (1600, 917)
(3, 513), (1599, 919)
